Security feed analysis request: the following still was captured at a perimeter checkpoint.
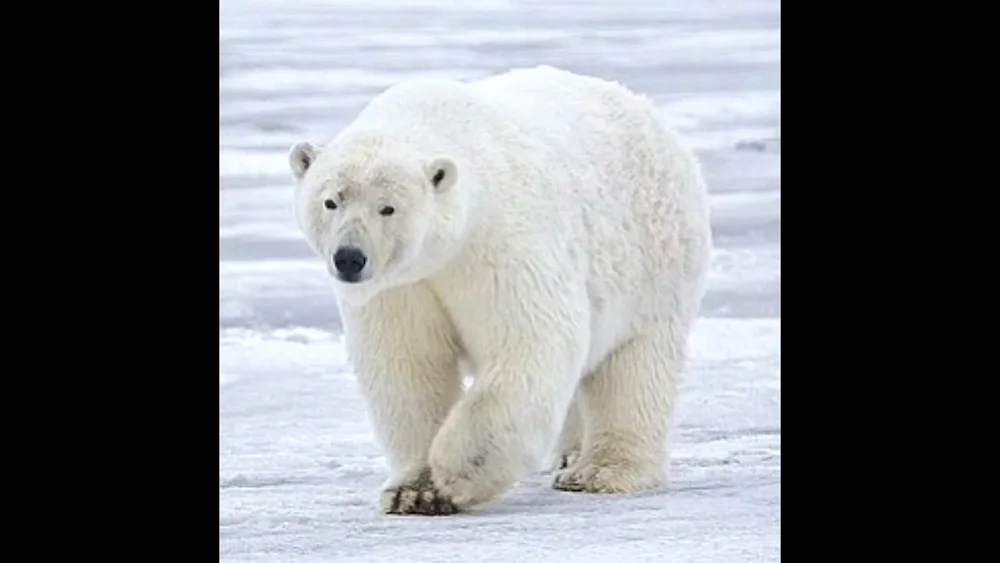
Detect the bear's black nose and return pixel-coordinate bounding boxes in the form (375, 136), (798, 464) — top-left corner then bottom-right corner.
(333, 246), (368, 277)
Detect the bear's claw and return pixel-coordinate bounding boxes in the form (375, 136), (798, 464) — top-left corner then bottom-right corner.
(381, 467), (458, 516)
(552, 477), (586, 492)
(386, 486), (456, 515)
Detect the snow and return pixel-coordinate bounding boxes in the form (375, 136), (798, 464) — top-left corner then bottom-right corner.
(219, 0), (780, 560)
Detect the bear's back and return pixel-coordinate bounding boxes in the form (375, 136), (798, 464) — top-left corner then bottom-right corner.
(468, 65), (661, 135)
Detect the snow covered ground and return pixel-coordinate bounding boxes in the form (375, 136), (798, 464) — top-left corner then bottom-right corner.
(220, 0), (780, 560)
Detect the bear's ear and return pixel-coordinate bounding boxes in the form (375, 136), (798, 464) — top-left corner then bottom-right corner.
(425, 157), (457, 192)
(289, 141), (319, 180)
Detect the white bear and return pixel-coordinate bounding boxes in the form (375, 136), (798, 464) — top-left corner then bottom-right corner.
(288, 65), (712, 516)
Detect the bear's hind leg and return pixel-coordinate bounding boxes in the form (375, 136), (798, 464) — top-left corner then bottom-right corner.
(554, 325), (682, 494)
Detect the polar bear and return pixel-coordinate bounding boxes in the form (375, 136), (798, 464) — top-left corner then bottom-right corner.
(288, 65), (712, 516)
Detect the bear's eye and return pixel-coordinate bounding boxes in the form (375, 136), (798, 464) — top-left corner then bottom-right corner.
(379, 205), (395, 216)
(323, 199), (337, 210)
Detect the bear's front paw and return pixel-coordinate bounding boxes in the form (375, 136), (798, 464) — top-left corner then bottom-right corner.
(553, 450), (664, 494)
(379, 467), (457, 516)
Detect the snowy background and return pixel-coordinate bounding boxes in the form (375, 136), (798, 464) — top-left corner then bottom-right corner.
(219, 0), (780, 560)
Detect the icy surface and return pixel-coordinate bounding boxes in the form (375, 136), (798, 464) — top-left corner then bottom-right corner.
(220, 0), (780, 560)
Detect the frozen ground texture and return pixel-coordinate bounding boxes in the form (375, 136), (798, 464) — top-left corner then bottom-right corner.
(219, 0), (780, 561)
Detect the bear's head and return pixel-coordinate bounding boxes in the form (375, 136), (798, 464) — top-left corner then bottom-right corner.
(289, 134), (473, 303)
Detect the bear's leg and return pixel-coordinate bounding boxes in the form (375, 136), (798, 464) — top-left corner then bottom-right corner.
(424, 334), (585, 511)
(342, 286), (464, 515)
(371, 349), (463, 515)
(417, 266), (589, 512)
(554, 326), (681, 494)
(548, 390), (584, 473)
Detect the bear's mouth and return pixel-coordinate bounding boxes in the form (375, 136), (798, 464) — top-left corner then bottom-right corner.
(327, 262), (371, 284)
(329, 263), (373, 285)
(335, 271), (368, 284)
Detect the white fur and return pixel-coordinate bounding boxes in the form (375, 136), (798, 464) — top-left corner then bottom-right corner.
(289, 65), (712, 515)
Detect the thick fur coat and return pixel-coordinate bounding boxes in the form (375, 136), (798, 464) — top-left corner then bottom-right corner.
(289, 65), (712, 515)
